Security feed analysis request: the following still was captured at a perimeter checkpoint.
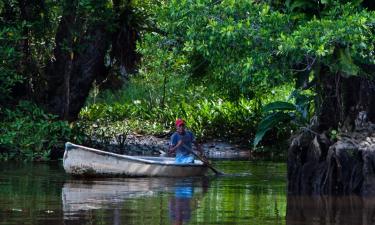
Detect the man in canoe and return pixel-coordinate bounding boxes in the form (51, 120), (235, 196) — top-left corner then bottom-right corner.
(169, 118), (202, 163)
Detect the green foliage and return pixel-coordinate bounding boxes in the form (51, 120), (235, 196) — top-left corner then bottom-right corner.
(83, 71), (294, 147)
(0, 0), (62, 103)
(139, 0), (374, 103)
(0, 101), (72, 161)
(253, 112), (293, 148)
(82, 90), (274, 145)
(0, 19), (24, 102)
(1, 0), (374, 157)
(262, 101), (296, 112)
(75, 119), (131, 149)
(330, 129), (338, 140)
(279, 4), (375, 77)
(133, 0), (374, 149)
(254, 90), (313, 147)
(138, 0), (294, 102)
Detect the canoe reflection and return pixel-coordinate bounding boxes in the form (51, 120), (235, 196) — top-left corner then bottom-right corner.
(287, 195), (375, 225)
(62, 177), (209, 223)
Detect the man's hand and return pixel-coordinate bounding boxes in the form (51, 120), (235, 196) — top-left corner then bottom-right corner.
(194, 142), (203, 156)
(168, 148), (175, 155)
(169, 140), (183, 154)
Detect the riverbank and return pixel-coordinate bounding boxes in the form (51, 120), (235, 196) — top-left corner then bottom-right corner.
(85, 133), (258, 160)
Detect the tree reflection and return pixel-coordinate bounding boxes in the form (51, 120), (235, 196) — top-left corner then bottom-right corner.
(287, 195), (375, 225)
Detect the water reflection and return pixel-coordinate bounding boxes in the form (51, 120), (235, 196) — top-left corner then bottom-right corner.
(287, 195), (375, 225)
(62, 177), (209, 224)
(63, 178), (171, 215)
(168, 178), (209, 225)
(0, 161), (287, 225)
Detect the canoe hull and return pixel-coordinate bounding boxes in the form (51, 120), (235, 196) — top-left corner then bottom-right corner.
(63, 143), (208, 177)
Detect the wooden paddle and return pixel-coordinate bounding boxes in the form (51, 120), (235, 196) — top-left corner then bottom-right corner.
(176, 141), (224, 175)
(189, 149), (224, 175)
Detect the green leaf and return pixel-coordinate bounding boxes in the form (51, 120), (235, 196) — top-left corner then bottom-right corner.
(262, 101), (295, 113)
(338, 48), (360, 77)
(253, 112), (292, 147)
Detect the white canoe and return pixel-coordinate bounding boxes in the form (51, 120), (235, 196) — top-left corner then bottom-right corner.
(63, 142), (208, 177)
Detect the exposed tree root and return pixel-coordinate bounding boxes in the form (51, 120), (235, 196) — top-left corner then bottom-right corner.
(288, 113), (375, 195)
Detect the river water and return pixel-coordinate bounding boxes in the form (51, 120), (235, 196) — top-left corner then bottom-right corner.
(0, 161), (373, 225)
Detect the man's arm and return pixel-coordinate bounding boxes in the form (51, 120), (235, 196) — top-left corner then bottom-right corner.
(169, 140), (183, 154)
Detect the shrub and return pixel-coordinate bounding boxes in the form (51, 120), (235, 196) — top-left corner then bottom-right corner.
(0, 101), (72, 161)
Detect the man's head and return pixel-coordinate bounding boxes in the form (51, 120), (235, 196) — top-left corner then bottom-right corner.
(175, 118), (185, 134)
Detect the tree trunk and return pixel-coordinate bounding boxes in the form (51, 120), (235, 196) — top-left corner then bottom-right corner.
(44, 1), (139, 120)
(45, 25), (110, 120)
(111, 0), (139, 77)
(44, 0), (78, 120)
(111, 8), (139, 77)
(288, 69), (375, 195)
(44, 0), (111, 121)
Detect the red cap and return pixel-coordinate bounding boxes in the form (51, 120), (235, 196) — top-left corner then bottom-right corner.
(175, 118), (185, 127)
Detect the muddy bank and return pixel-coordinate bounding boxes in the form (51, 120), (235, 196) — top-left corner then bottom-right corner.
(94, 134), (251, 159)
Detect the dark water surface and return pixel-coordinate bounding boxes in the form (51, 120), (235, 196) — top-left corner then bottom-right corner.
(1, 161), (372, 225)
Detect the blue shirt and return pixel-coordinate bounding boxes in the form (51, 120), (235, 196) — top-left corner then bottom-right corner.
(170, 131), (195, 163)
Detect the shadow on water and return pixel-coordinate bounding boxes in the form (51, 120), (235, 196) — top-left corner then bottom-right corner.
(286, 195), (375, 225)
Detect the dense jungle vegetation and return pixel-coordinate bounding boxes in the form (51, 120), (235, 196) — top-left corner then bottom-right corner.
(0, 0), (374, 161)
